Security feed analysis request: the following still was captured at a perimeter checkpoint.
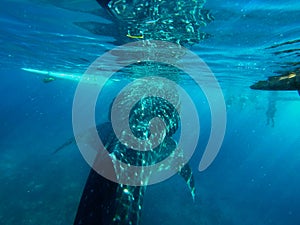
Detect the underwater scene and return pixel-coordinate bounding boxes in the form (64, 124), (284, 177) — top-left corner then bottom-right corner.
(1, 0), (300, 225)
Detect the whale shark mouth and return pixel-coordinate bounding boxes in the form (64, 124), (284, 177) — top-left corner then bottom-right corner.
(96, 0), (213, 46)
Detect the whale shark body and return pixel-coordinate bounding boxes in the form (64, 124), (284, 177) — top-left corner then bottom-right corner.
(55, 106), (195, 225)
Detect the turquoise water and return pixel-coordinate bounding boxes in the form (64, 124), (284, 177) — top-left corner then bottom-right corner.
(1, 0), (300, 225)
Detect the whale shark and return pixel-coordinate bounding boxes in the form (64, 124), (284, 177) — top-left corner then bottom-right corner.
(24, 0), (209, 223)
(54, 97), (196, 225)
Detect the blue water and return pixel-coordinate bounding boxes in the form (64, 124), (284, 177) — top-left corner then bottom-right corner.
(1, 0), (300, 225)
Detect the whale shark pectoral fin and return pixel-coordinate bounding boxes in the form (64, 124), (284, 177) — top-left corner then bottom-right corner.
(178, 163), (196, 201)
(52, 137), (75, 154)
